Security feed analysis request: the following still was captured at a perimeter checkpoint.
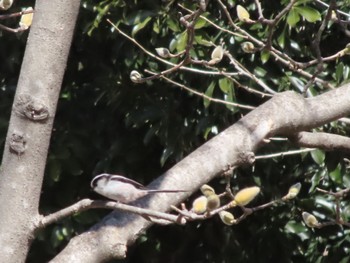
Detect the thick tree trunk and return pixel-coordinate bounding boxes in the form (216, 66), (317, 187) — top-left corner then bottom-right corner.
(0, 0), (80, 262)
(52, 84), (350, 262)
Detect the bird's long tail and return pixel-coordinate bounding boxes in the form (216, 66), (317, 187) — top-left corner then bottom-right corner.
(147, 189), (187, 193)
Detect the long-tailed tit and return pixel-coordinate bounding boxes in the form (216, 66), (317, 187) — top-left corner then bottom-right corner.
(91, 173), (186, 203)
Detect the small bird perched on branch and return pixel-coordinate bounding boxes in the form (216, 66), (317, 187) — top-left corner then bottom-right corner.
(91, 173), (187, 203)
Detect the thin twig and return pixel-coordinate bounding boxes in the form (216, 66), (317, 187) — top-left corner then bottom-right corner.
(290, 131), (350, 152)
(145, 69), (255, 110)
(0, 23), (28, 33)
(259, 0), (298, 49)
(224, 51), (277, 94)
(316, 187), (350, 199)
(215, 0), (334, 90)
(0, 9), (34, 20)
(221, 71), (273, 98)
(255, 148), (315, 160)
(106, 19), (239, 77)
(315, 0), (350, 18)
(178, 3), (245, 38)
(38, 199), (186, 228)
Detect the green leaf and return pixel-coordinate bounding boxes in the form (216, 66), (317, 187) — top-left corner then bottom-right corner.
(125, 10), (156, 25)
(48, 159), (61, 183)
(204, 81), (216, 108)
(153, 20), (160, 34)
(74, 211), (101, 225)
(253, 175), (262, 186)
(329, 163), (342, 185)
(343, 65), (350, 82)
(194, 17), (208, 29)
(167, 18), (180, 32)
(284, 221), (309, 241)
(132, 16), (152, 37)
(160, 147), (174, 167)
(343, 172), (350, 188)
(65, 159), (83, 176)
(254, 66), (267, 77)
(277, 29), (286, 49)
(218, 78), (231, 93)
(309, 169), (326, 193)
(311, 149), (325, 165)
(175, 31), (188, 52)
(203, 127), (212, 140)
(289, 76), (305, 92)
(143, 123), (160, 145)
(194, 34), (211, 46)
(260, 50), (270, 64)
(225, 87), (236, 112)
(340, 256), (350, 263)
(335, 62), (344, 83)
(51, 226), (69, 248)
(315, 195), (335, 213)
(294, 6), (321, 23)
(287, 9), (300, 27)
(218, 78), (236, 112)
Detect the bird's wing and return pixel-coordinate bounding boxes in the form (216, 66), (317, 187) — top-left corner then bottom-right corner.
(109, 175), (146, 189)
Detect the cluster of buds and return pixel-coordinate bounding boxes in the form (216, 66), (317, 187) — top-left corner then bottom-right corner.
(191, 184), (221, 214)
(191, 184), (264, 226)
(190, 181), (305, 226)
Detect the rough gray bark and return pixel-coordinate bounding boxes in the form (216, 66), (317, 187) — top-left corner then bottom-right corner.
(52, 84), (350, 262)
(0, 0), (80, 262)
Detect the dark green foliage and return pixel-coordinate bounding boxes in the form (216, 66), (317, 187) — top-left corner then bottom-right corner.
(1, 0), (350, 262)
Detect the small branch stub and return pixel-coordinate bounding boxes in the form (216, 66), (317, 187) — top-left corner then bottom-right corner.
(9, 131), (26, 155)
(237, 151), (255, 166)
(14, 94), (49, 122)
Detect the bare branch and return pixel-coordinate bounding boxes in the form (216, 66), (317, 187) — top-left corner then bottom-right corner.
(0, 9), (34, 20)
(257, 0), (298, 48)
(106, 19), (239, 77)
(145, 69), (255, 110)
(290, 132), (350, 152)
(221, 71), (273, 98)
(215, 0), (334, 90)
(224, 51), (277, 94)
(0, 23), (28, 33)
(178, 3), (245, 38)
(39, 199), (185, 228)
(315, 0), (350, 18)
(54, 71), (350, 262)
(255, 148), (315, 160)
(312, 187), (350, 228)
(0, 9), (35, 33)
(316, 187), (350, 199)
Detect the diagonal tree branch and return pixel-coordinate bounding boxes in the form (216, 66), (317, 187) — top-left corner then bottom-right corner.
(52, 83), (350, 262)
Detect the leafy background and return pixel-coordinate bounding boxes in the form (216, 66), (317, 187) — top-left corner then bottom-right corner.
(1, 0), (350, 262)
